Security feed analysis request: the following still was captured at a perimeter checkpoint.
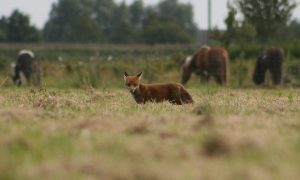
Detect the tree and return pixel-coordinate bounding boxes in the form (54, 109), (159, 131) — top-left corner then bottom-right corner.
(4, 10), (40, 42)
(142, 0), (197, 44)
(143, 21), (192, 44)
(222, 4), (239, 47)
(128, 0), (145, 42)
(129, 0), (144, 27)
(235, 20), (256, 44)
(276, 19), (300, 40)
(43, 0), (102, 42)
(285, 20), (300, 38)
(110, 2), (135, 43)
(212, 3), (256, 47)
(43, 0), (198, 44)
(0, 17), (8, 41)
(237, 0), (296, 42)
(157, 0), (197, 35)
(91, 0), (116, 42)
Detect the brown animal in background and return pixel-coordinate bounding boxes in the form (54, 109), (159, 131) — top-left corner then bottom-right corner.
(181, 45), (230, 85)
(253, 47), (284, 85)
(124, 72), (193, 105)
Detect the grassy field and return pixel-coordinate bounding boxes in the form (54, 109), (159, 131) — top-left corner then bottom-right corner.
(0, 44), (299, 179)
(0, 86), (300, 180)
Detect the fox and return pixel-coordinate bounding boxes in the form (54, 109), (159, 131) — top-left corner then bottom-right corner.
(124, 72), (193, 105)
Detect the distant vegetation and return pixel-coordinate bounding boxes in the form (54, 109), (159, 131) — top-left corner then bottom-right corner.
(212, 0), (298, 46)
(0, 10), (40, 42)
(0, 0), (197, 44)
(0, 0), (299, 45)
(0, 44), (299, 89)
(0, 2), (300, 178)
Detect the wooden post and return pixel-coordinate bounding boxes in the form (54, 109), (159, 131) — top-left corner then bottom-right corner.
(34, 58), (41, 86)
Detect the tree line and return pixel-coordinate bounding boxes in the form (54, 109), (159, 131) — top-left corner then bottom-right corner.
(0, 0), (299, 44)
(0, 0), (197, 44)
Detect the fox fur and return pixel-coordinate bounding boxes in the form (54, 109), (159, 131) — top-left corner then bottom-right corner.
(124, 72), (193, 105)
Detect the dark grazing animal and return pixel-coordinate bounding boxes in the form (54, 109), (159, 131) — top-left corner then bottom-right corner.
(181, 45), (230, 85)
(12, 50), (40, 86)
(253, 47), (284, 85)
(124, 72), (193, 105)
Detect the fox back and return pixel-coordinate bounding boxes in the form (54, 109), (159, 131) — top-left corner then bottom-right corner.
(124, 72), (193, 105)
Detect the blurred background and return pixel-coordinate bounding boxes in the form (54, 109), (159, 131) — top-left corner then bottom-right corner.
(0, 0), (299, 88)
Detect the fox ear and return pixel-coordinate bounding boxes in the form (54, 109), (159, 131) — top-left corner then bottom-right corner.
(137, 72), (142, 79)
(124, 72), (128, 81)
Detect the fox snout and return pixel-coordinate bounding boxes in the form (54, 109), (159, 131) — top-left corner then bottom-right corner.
(128, 85), (138, 93)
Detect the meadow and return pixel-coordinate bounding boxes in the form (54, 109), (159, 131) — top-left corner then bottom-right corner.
(1, 44), (300, 88)
(0, 44), (300, 179)
(1, 87), (300, 179)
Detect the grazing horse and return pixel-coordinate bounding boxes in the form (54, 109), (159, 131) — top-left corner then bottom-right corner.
(253, 47), (284, 85)
(181, 45), (230, 85)
(12, 50), (40, 86)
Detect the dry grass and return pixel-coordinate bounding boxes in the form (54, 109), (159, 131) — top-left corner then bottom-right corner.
(0, 87), (300, 179)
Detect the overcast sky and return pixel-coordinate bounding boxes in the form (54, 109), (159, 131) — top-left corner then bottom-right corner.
(0, 0), (300, 30)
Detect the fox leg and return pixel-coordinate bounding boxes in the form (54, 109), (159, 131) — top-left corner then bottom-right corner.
(168, 88), (183, 105)
(173, 97), (183, 105)
(180, 88), (194, 104)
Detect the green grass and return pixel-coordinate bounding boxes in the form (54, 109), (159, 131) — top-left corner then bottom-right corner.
(1, 44), (300, 89)
(0, 45), (299, 179)
(0, 87), (300, 179)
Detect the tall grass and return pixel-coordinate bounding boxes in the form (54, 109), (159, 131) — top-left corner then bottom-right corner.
(0, 45), (299, 88)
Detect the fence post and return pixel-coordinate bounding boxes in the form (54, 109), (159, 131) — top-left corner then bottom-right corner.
(34, 58), (41, 86)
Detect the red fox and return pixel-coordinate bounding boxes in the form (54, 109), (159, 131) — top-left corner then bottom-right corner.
(124, 72), (193, 105)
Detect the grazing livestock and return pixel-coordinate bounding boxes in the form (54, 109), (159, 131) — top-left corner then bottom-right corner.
(253, 47), (284, 85)
(12, 50), (40, 86)
(181, 45), (230, 85)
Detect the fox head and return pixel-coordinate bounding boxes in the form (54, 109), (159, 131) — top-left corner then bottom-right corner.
(124, 72), (142, 93)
